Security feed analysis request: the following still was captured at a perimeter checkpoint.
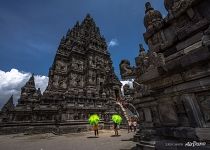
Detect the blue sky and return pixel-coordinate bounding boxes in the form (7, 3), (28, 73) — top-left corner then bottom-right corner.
(0, 0), (167, 78)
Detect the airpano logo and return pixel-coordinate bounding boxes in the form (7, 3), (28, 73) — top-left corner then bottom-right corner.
(185, 141), (206, 147)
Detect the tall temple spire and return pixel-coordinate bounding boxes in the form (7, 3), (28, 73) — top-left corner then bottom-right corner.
(1, 95), (14, 112)
(19, 74), (38, 104)
(81, 14), (98, 33)
(0, 13), (122, 130)
(24, 74), (36, 88)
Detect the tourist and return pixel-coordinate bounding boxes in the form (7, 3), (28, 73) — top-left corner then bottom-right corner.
(93, 124), (99, 137)
(114, 122), (119, 136)
(128, 119), (132, 133)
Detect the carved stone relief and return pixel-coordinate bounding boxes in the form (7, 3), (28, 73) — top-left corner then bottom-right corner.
(70, 73), (77, 87)
(88, 70), (96, 85)
(56, 60), (67, 72)
(88, 56), (96, 67)
(72, 58), (84, 71)
(53, 75), (59, 88)
(158, 101), (178, 126)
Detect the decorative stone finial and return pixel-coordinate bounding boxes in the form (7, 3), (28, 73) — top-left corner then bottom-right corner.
(60, 36), (65, 43)
(75, 21), (80, 27)
(86, 13), (91, 19)
(139, 44), (145, 52)
(145, 2), (154, 14)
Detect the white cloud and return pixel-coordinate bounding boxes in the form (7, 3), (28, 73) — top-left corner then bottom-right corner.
(34, 75), (49, 93)
(0, 69), (48, 108)
(108, 39), (119, 47)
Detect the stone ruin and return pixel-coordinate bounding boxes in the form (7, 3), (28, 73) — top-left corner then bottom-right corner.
(120, 0), (210, 149)
(0, 14), (123, 134)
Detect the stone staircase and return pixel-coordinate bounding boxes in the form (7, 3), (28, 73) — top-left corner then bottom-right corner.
(116, 100), (137, 122)
(116, 101), (129, 121)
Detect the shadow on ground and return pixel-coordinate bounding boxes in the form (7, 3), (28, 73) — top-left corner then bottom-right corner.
(121, 138), (133, 141)
(110, 135), (121, 137)
(87, 136), (99, 138)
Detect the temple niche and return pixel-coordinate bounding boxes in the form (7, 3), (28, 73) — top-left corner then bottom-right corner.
(0, 14), (122, 134)
(120, 0), (210, 149)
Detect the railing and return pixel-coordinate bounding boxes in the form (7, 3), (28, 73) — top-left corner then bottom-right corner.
(115, 98), (139, 122)
(126, 103), (139, 118)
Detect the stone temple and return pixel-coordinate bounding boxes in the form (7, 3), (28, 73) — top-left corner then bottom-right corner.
(1, 0), (210, 149)
(0, 14), (122, 134)
(120, 0), (210, 149)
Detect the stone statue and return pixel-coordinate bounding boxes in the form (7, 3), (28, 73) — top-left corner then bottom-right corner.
(120, 60), (135, 79)
(144, 2), (163, 32)
(59, 79), (67, 89)
(139, 44), (147, 57)
(78, 60), (84, 70)
(70, 74), (77, 86)
(88, 71), (96, 84)
(136, 45), (150, 74)
(89, 56), (93, 66)
(147, 51), (167, 73)
(56, 61), (67, 72)
(53, 76), (59, 87)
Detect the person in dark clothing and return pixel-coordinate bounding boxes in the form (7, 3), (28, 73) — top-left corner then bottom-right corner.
(93, 124), (99, 136)
(128, 119), (132, 133)
(114, 123), (119, 136)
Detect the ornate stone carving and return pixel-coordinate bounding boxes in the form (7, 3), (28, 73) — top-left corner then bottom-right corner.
(59, 78), (67, 89)
(88, 70), (96, 85)
(70, 73), (77, 87)
(144, 2), (164, 32)
(72, 58), (84, 71)
(120, 60), (135, 80)
(148, 51), (167, 73)
(133, 81), (152, 97)
(164, 0), (195, 17)
(88, 56), (95, 67)
(136, 45), (150, 75)
(56, 61), (67, 72)
(135, 45), (167, 75)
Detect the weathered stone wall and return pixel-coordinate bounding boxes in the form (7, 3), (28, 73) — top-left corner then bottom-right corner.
(120, 0), (210, 149)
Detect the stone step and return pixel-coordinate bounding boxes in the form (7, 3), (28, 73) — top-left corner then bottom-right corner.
(136, 141), (156, 150)
(196, 128), (210, 141)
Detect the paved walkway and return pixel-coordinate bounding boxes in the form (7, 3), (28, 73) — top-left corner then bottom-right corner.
(0, 130), (137, 150)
